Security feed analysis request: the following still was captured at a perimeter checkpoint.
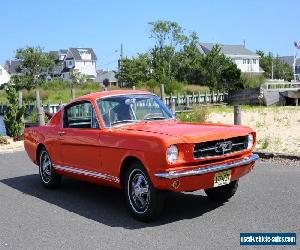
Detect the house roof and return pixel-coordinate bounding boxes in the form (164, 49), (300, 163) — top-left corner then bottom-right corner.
(95, 70), (117, 83)
(66, 48), (97, 61)
(4, 60), (22, 74)
(278, 56), (300, 67)
(197, 42), (258, 56)
(50, 49), (68, 60)
(59, 49), (68, 54)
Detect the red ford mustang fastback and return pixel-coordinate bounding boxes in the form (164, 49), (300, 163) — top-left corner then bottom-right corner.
(24, 90), (258, 221)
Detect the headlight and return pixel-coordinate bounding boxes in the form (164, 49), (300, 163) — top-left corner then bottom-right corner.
(247, 134), (254, 149)
(167, 145), (178, 163)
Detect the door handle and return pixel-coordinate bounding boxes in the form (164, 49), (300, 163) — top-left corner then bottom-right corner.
(58, 131), (65, 136)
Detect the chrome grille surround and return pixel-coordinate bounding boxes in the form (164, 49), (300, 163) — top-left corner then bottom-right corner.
(194, 136), (248, 159)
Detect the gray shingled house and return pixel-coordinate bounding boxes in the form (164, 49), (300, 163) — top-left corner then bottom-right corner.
(197, 42), (263, 74)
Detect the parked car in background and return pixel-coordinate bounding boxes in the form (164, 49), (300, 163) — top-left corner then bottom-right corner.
(24, 90), (258, 221)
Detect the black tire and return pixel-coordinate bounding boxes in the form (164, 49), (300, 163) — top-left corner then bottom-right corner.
(124, 162), (164, 222)
(38, 147), (61, 189)
(204, 180), (239, 202)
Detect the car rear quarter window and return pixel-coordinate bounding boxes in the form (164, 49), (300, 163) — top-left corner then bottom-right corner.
(64, 102), (99, 129)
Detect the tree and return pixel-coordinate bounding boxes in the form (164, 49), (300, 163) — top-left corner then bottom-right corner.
(202, 45), (241, 91)
(174, 32), (204, 84)
(15, 46), (56, 90)
(256, 50), (273, 79)
(149, 20), (188, 79)
(3, 85), (25, 138)
(273, 56), (293, 81)
(220, 59), (243, 90)
(116, 20), (243, 93)
(256, 50), (293, 81)
(69, 69), (87, 86)
(116, 54), (150, 87)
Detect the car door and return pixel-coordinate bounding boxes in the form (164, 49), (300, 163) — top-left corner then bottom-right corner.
(59, 100), (101, 173)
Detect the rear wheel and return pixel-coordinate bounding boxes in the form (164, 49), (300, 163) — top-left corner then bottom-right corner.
(39, 148), (61, 189)
(124, 162), (164, 222)
(204, 180), (238, 202)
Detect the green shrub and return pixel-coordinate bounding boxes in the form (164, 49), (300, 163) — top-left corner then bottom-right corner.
(183, 84), (210, 94)
(176, 106), (210, 123)
(22, 89), (37, 102)
(26, 110), (49, 124)
(3, 85), (25, 138)
(240, 74), (265, 89)
(164, 78), (183, 95)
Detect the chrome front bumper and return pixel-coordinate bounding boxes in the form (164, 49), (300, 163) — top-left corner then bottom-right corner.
(154, 154), (259, 179)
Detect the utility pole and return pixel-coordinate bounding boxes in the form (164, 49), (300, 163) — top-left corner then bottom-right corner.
(293, 45), (296, 81)
(271, 60), (274, 80)
(118, 43), (123, 71)
(121, 43), (124, 61)
(118, 43), (124, 87)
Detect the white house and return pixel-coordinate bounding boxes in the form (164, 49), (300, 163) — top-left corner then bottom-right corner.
(62, 48), (97, 80)
(198, 42), (263, 74)
(0, 65), (10, 85)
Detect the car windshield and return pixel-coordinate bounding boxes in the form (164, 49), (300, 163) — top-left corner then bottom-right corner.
(97, 94), (174, 127)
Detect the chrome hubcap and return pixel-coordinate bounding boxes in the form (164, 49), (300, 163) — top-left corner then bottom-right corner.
(40, 152), (51, 183)
(130, 172), (150, 212)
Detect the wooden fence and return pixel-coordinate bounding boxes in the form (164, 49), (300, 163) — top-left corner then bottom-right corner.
(0, 84), (227, 116)
(164, 91), (226, 107)
(0, 102), (62, 115)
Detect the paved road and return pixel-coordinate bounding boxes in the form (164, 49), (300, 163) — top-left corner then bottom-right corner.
(0, 151), (299, 250)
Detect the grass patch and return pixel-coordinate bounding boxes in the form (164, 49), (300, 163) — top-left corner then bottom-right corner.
(256, 121), (266, 128)
(240, 73), (265, 89)
(258, 137), (270, 149)
(0, 82), (212, 104)
(273, 115), (290, 126)
(176, 106), (211, 123)
(0, 135), (9, 145)
(182, 84), (210, 94)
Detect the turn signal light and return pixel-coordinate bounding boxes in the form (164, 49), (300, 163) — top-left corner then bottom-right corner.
(172, 180), (180, 189)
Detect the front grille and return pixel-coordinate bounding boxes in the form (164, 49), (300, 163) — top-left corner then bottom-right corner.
(194, 136), (248, 159)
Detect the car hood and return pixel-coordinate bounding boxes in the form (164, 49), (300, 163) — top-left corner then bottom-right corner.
(121, 120), (253, 143)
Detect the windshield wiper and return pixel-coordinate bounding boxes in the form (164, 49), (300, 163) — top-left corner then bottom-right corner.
(111, 120), (136, 126)
(144, 117), (168, 121)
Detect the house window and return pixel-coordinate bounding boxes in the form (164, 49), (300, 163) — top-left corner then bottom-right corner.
(247, 59), (250, 64)
(68, 61), (72, 66)
(253, 59), (256, 64)
(243, 59), (246, 64)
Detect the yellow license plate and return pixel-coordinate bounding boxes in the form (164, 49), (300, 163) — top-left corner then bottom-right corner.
(213, 170), (231, 187)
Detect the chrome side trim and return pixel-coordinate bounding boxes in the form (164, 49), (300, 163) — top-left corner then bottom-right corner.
(154, 154), (259, 179)
(53, 165), (120, 183)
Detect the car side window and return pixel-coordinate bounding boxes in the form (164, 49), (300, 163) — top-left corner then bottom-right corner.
(64, 102), (99, 129)
(97, 100), (121, 127)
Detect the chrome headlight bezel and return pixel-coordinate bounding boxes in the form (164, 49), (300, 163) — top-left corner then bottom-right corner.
(167, 145), (179, 164)
(247, 134), (254, 149)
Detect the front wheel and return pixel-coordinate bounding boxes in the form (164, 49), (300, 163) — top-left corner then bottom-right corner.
(124, 162), (164, 222)
(204, 180), (239, 202)
(39, 148), (61, 189)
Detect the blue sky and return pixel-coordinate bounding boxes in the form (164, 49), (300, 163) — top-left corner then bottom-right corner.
(1, 0), (299, 69)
